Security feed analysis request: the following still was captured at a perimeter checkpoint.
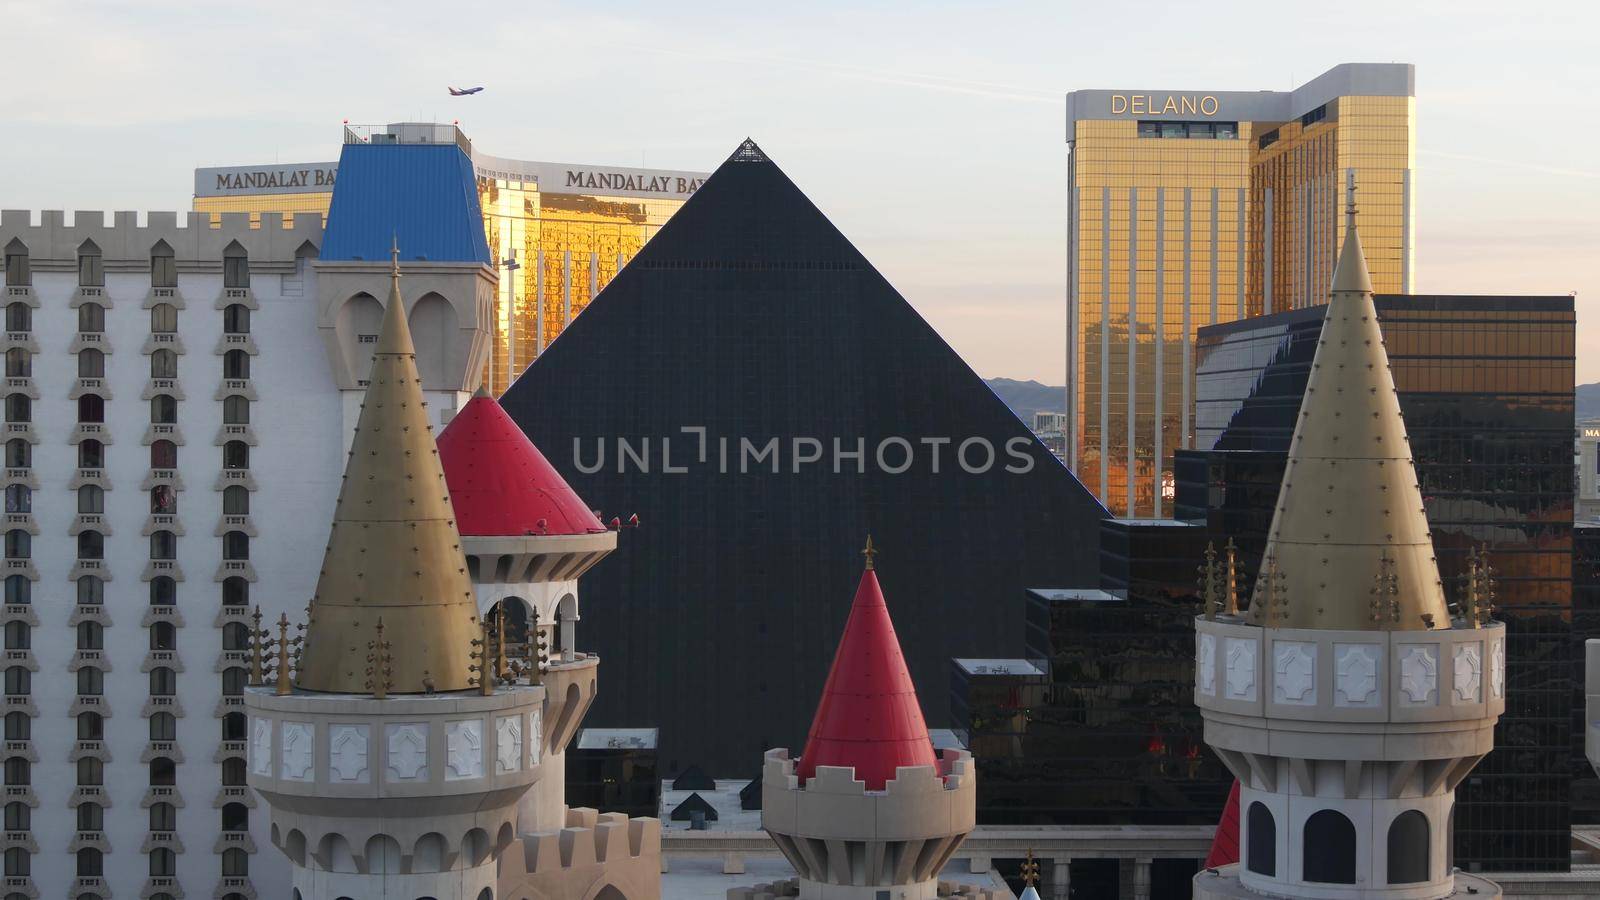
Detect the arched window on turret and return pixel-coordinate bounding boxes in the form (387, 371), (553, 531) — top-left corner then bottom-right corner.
(3, 240), (29, 287)
(1303, 809), (1357, 884)
(76, 240), (102, 287)
(1387, 809), (1430, 884)
(222, 241), (249, 289)
(150, 240), (176, 289)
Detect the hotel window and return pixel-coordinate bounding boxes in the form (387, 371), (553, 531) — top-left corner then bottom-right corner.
(3, 485), (27, 513)
(76, 757), (102, 785)
(149, 713), (175, 741)
(149, 530), (176, 560)
(223, 485), (249, 515)
(150, 394), (177, 424)
(4, 530), (28, 559)
(150, 439), (176, 469)
(2, 576), (25, 605)
(76, 621), (102, 650)
(221, 712), (246, 742)
(3, 304), (26, 333)
(3, 801), (26, 831)
(223, 303), (251, 334)
(222, 757), (245, 785)
(222, 621), (249, 651)
(2, 240), (28, 287)
(77, 394), (105, 423)
(4, 847), (27, 877)
(148, 668), (176, 697)
(149, 847), (176, 877)
(76, 848), (103, 878)
(76, 803), (102, 832)
(77, 485), (103, 514)
(78, 348), (105, 378)
(3, 350), (27, 378)
(221, 801), (248, 831)
(76, 712), (103, 740)
(222, 847), (248, 877)
(222, 576), (248, 607)
(150, 241), (176, 289)
(149, 757), (176, 786)
(78, 302), (104, 332)
(222, 241), (249, 289)
(223, 440), (249, 470)
(223, 396), (249, 425)
(223, 349), (250, 379)
(223, 531), (248, 560)
(2, 667), (26, 695)
(150, 485), (176, 514)
(3, 758), (27, 784)
(2, 712), (25, 741)
(76, 240), (102, 287)
(149, 577), (176, 606)
(76, 577), (102, 605)
(78, 439), (102, 469)
(2, 622), (27, 650)
(150, 349), (177, 379)
(221, 666), (247, 696)
(149, 622), (175, 651)
(5, 394), (29, 423)
(76, 530), (103, 560)
(150, 303), (177, 334)
(149, 802), (176, 831)
(3, 440), (25, 468)
(76, 667), (102, 696)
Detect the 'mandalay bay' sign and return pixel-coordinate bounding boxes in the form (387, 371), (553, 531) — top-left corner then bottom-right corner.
(195, 163), (339, 198)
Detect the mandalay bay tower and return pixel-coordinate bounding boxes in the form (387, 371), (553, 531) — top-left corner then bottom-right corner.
(1065, 63), (1414, 516)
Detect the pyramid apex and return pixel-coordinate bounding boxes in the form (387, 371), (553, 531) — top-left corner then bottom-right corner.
(729, 138), (768, 163)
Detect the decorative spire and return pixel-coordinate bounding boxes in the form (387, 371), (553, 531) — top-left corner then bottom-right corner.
(862, 534), (878, 570)
(1249, 202), (1448, 631)
(295, 243), (481, 693)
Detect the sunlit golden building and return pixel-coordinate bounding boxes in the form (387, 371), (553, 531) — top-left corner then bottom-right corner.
(194, 122), (706, 393)
(1065, 63), (1415, 516)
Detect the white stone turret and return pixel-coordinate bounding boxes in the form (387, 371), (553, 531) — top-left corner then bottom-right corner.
(1192, 202), (1504, 900)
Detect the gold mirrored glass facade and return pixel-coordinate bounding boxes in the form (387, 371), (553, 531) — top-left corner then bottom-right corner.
(1066, 64), (1415, 517)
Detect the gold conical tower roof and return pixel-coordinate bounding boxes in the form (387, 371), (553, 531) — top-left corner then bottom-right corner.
(296, 245), (479, 692)
(1250, 213), (1448, 631)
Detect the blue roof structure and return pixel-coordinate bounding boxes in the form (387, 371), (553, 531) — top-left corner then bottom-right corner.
(320, 142), (490, 264)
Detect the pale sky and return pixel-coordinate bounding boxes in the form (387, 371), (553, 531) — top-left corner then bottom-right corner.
(6, 0), (1597, 384)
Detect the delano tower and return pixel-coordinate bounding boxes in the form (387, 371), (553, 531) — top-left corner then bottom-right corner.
(1065, 63), (1415, 516)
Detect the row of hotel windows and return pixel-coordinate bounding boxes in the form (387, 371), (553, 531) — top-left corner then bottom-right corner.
(2, 573), (247, 605)
(2, 239), (252, 290)
(2, 528), (251, 560)
(5, 302), (251, 335)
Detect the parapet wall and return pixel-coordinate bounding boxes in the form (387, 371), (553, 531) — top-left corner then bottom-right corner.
(0, 210), (323, 272)
(499, 807), (663, 900)
(726, 876), (1003, 900)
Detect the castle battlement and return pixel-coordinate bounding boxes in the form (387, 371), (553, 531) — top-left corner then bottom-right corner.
(498, 808), (663, 899)
(0, 209), (322, 271)
(763, 747), (972, 796)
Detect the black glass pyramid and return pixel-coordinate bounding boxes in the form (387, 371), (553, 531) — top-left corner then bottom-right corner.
(501, 140), (1109, 774)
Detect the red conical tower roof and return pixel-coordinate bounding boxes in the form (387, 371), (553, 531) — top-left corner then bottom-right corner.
(796, 543), (936, 790)
(436, 390), (606, 537)
(1204, 780), (1242, 869)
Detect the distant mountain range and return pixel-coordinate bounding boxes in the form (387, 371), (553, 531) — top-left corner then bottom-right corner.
(1580, 383), (1600, 422)
(985, 378), (1065, 424)
(993, 379), (1600, 425)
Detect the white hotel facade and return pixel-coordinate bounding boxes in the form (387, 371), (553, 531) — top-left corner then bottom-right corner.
(0, 198), (494, 898)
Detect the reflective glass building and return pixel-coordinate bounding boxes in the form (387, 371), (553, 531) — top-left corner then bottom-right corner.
(1065, 63), (1415, 517)
(194, 123), (707, 393)
(1177, 293), (1577, 871)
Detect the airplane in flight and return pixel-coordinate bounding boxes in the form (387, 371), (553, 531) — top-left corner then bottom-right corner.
(448, 86), (484, 96)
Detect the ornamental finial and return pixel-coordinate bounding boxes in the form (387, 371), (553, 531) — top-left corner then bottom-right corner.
(862, 535), (878, 571)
